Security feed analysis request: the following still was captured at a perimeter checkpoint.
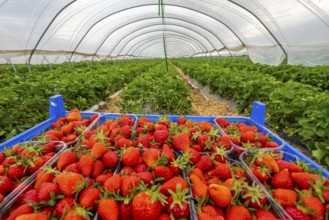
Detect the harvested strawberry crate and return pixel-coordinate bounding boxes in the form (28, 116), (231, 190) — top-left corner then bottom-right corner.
(0, 142), (120, 219)
(186, 153), (290, 220)
(0, 95), (100, 150)
(94, 147), (195, 220)
(135, 114), (232, 153)
(240, 149), (329, 220)
(0, 141), (67, 214)
(81, 113), (138, 149)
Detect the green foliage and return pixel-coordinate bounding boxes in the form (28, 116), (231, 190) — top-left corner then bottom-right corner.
(116, 63), (192, 115)
(173, 58), (329, 168)
(0, 61), (157, 142)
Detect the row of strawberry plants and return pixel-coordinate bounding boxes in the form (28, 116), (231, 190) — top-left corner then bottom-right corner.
(176, 58), (329, 91)
(172, 59), (329, 168)
(116, 63), (192, 115)
(0, 61), (158, 142)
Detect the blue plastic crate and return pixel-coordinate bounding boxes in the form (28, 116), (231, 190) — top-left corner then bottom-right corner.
(1, 95), (328, 179)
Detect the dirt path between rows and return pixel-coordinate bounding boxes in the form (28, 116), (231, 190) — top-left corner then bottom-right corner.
(99, 63), (238, 116)
(173, 65), (238, 116)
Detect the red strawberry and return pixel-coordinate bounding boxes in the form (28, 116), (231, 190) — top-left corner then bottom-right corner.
(209, 184), (231, 208)
(249, 165), (270, 182)
(64, 207), (89, 220)
(64, 162), (80, 173)
(104, 174), (121, 193)
(264, 141), (279, 148)
(78, 155), (94, 177)
(37, 182), (60, 202)
(270, 169), (293, 189)
(34, 171), (55, 190)
(240, 131), (255, 143)
(40, 207), (56, 217)
(226, 206), (252, 220)
(165, 185), (190, 219)
(255, 153), (279, 173)
(17, 189), (38, 205)
(15, 213), (48, 220)
(189, 148), (201, 164)
(0, 176), (12, 195)
(272, 188), (297, 207)
(102, 151), (119, 169)
(291, 172), (319, 189)
(60, 123), (73, 135)
(119, 125), (133, 138)
(177, 117), (186, 125)
(91, 160), (105, 178)
(285, 207), (311, 220)
(95, 172), (113, 186)
(121, 167), (135, 175)
(161, 144), (176, 162)
(132, 191), (163, 220)
(190, 174), (208, 199)
(218, 135), (231, 150)
(79, 188), (101, 209)
(172, 133), (190, 152)
(142, 149), (161, 169)
(154, 129), (169, 145)
(45, 130), (63, 140)
(27, 157), (45, 174)
(208, 162), (231, 180)
(119, 202), (133, 220)
(197, 134), (209, 149)
(122, 147), (141, 167)
(6, 204), (33, 220)
(7, 164), (26, 180)
(40, 142), (55, 155)
(117, 138), (133, 149)
(67, 109), (82, 122)
(298, 196), (324, 220)
(242, 185), (267, 209)
(254, 210), (277, 220)
(98, 198), (119, 220)
(196, 155), (213, 171)
(135, 136), (149, 148)
(134, 163), (147, 172)
(91, 142), (107, 159)
(56, 172), (84, 197)
(89, 113), (99, 123)
(277, 160), (303, 173)
(121, 175), (140, 197)
(154, 166), (173, 182)
(55, 197), (75, 218)
(136, 171), (153, 186)
(161, 176), (188, 196)
(57, 151), (78, 171)
(215, 118), (230, 127)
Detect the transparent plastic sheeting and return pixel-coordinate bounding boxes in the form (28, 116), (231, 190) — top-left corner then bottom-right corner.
(0, 0), (328, 66)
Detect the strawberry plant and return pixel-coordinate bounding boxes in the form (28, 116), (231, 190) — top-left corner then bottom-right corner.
(116, 63), (192, 115)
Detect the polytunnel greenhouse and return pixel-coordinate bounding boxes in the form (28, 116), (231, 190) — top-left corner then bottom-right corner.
(0, 1), (329, 219)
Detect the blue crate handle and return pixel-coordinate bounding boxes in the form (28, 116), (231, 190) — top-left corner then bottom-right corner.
(250, 101), (266, 126)
(49, 95), (66, 119)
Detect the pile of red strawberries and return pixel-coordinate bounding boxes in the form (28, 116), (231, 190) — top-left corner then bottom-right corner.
(215, 118), (280, 155)
(244, 151), (329, 220)
(0, 142), (62, 205)
(0, 112), (328, 220)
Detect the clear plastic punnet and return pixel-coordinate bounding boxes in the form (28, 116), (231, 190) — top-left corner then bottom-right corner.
(0, 141), (67, 214)
(239, 148), (328, 220)
(214, 116), (284, 157)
